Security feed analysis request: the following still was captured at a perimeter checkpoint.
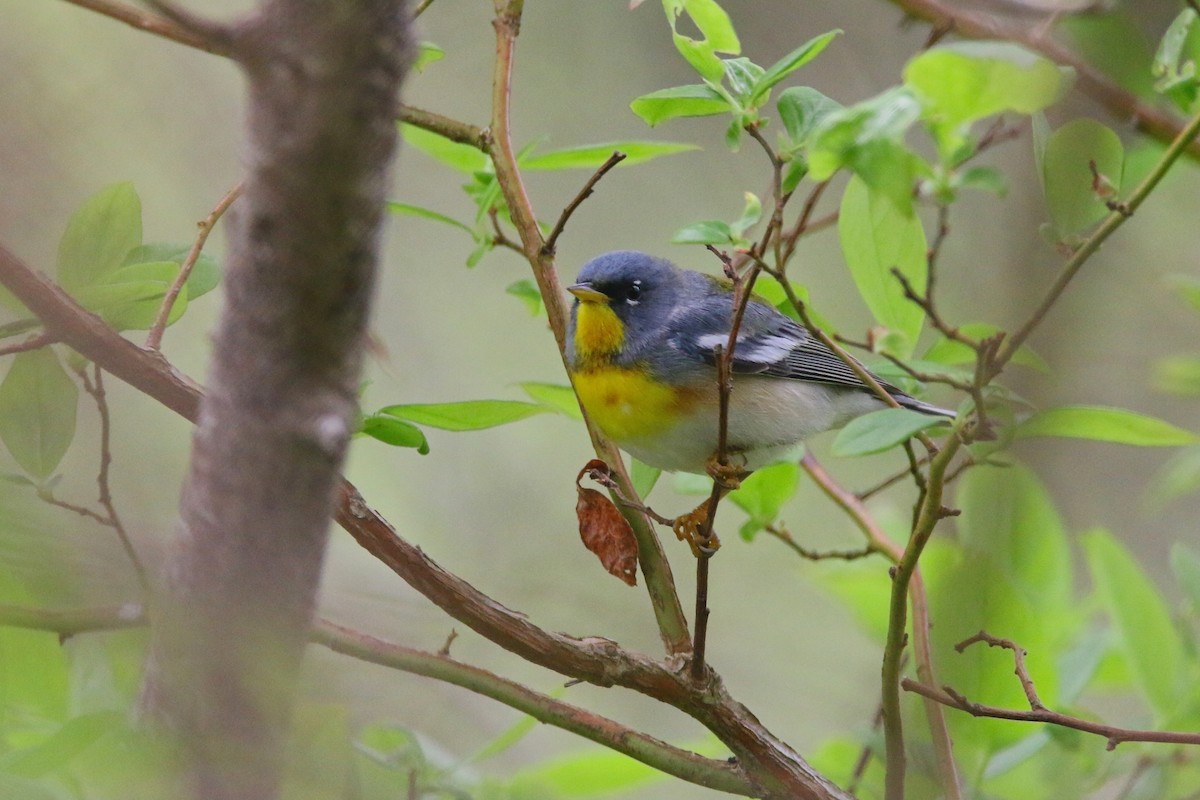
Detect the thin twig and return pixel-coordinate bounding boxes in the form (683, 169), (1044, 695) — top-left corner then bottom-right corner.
(764, 524), (875, 561)
(64, 0), (229, 53)
(798, 452), (961, 798)
(881, 434), (963, 800)
(64, 0), (488, 148)
(146, 180), (243, 350)
(955, 630), (1043, 710)
(0, 602), (756, 796)
(0, 331), (56, 356)
(542, 151), (627, 256)
(485, 0), (692, 656)
(81, 365), (150, 590)
(902, 679), (1200, 750)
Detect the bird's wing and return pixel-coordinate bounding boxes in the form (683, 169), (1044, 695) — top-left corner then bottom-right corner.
(668, 294), (898, 392)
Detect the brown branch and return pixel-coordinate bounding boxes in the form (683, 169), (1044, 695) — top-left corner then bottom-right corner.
(881, 435), (962, 800)
(800, 452), (962, 799)
(542, 151), (627, 256)
(314, 621), (756, 795)
(0, 603), (757, 796)
(63, 0), (487, 147)
(902, 679), (1200, 750)
(146, 180), (244, 350)
(63, 0), (230, 54)
(485, 0), (692, 657)
(955, 630), (1044, 710)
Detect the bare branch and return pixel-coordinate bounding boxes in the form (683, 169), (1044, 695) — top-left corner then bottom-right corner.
(903, 679), (1200, 750)
(542, 151), (627, 256)
(146, 181), (243, 350)
(0, 331), (56, 356)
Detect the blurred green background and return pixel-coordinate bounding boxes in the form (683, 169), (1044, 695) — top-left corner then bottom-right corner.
(2, 1), (1198, 797)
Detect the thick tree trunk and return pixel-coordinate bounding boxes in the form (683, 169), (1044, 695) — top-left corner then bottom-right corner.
(137, 2), (412, 798)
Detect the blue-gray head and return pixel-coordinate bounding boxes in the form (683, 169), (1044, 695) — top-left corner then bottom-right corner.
(567, 251), (683, 332)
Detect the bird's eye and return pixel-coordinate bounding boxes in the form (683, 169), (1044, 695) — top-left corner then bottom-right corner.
(625, 282), (642, 304)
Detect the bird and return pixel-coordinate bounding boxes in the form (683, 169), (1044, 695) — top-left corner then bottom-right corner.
(564, 250), (953, 478)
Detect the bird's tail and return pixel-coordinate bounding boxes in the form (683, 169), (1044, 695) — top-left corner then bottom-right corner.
(896, 393), (956, 419)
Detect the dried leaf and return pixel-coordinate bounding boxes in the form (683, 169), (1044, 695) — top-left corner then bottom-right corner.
(574, 462), (638, 586)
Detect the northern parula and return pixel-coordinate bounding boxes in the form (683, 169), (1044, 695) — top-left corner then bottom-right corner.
(565, 250), (953, 474)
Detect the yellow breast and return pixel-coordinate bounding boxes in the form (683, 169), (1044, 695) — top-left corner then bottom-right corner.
(571, 365), (693, 442)
(573, 301), (624, 360)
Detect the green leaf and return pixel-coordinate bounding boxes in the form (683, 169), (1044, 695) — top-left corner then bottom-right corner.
(1082, 529), (1189, 720)
(630, 84), (730, 126)
(414, 41), (444, 73)
(505, 280), (543, 316)
(959, 165), (1009, 196)
(400, 123), (490, 173)
(360, 414), (429, 454)
(1148, 445), (1200, 505)
(519, 382), (582, 420)
(672, 219), (734, 245)
(923, 539), (1062, 754)
(777, 86), (843, 146)
(808, 87), (925, 213)
(749, 30), (841, 105)
(831, 407), (947, 456)
(0, 570), (69, 733)
(379, 400), (549, 431)
(956, 463), (1072, 613)
(0, 711), (123, 777)
(837, 175), (928, 355)
(722, 57), (765, 100)
(923, 323), (1048, 373)
(1153, 8), (1198, 108)
(521, 141), (697, 170)
(904, 42), (1070, 157)
(730, 191), (761, 237)
(630, 458), (661, 498)
(512, 746), (668, 796)
(1172, 542), (1200, 613)
(123, 243), (219, 300)
(56, 183), (142, 291)
(83, 261), (188, 331)
(728, 460), (799, 540)
(387, 202), (474, 237)
(1040, 118), (1124, 238)
(468, 711), (543, 764)
(663, 0), (741, 81)
(1014, 405), (1197, 446)
(0, 349), (78, 479)
(1154, 355), (1200, 396)
(1167, 273), (1200, 313)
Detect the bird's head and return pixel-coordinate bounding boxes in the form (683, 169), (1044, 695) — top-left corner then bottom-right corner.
(567, 251), (680, 352)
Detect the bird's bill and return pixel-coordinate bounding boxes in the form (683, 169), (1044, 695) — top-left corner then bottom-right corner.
(567, 283), (610, 303)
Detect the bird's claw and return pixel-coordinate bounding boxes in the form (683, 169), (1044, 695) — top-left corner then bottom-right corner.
(704, 455), (747, 492)
(672, 500), (721, 558)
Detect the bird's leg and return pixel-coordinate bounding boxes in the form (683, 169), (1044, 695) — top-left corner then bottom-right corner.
(671, 457), (748, 557)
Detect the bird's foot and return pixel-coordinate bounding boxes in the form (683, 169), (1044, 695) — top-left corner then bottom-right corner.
(672, 500), (721, 557)
(705, 455), (748, 491)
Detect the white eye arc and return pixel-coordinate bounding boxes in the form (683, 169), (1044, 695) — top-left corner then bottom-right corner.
(625, 280), (643, 305)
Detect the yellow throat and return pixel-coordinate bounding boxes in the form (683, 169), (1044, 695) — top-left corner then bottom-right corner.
(571, 297), (685, 441)
(573, 300), (624, 363)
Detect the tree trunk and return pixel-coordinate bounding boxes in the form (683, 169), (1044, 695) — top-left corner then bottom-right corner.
(137, 3), (412, 798)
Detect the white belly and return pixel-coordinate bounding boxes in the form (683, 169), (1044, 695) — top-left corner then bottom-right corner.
(618, 376), (883, 473)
